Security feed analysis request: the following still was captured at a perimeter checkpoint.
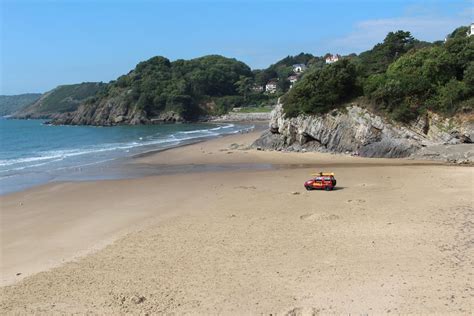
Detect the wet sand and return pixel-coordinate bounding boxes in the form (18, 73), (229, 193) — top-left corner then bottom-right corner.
(1, 131), (473, 314)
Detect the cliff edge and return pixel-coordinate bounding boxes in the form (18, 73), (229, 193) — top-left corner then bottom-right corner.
(253, 102), (473, 160)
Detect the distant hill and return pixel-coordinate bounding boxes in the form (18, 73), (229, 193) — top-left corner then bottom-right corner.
(14, 82), (106, 119)
(52, 55), (254, 125)
(0, 93), (42, 116)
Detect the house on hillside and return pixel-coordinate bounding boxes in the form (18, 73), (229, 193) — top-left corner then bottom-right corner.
(252, 85), (264, 93)
(288, 75), (299, 89)
(265, 80), (278, 94)
(292, 64), (307, 73)
(325, 54), (341, 64)
(288, 75), (299, 84)
(446, 23), (473, 41)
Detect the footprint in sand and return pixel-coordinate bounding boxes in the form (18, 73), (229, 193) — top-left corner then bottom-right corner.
(300, 213), (313, 220)
(347, 199), (366, 203)
(234, 186), (257, 190)
(300, 213), (341, 221)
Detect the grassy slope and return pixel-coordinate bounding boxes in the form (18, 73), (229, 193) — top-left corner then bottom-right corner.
(15, 82), (106, 118)
(37, 83), (106, 114)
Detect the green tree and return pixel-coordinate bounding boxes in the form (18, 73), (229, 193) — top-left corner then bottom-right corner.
(235, 76), (254, 102)
(358, 30), (417, 75)
(283, 59), (358, 116)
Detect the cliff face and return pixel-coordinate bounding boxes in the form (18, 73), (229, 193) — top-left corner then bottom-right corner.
(51, 93), (189, 126)
(51, 94), (156, 126)
(253, 101), (473, 158)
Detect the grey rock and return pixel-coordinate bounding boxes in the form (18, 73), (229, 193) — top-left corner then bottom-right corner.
(252, 101), (474, 158)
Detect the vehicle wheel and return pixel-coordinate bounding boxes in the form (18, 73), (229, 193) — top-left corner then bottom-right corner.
(325, 187), (330, 191)
(305, 186), (311, 191)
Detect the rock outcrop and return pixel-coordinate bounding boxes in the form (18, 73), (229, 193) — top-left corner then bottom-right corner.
(253, 101), (473, 158)
(52, 96), (152, 126)
(51, 95), (186, 126)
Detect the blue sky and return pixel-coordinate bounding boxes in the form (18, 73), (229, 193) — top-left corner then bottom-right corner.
(1, 0), (472, 95)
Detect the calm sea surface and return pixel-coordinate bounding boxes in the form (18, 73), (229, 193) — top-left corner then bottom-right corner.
(0, 118), (253, 194)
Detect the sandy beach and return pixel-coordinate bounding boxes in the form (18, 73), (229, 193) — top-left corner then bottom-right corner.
(1, 130), (473, 314)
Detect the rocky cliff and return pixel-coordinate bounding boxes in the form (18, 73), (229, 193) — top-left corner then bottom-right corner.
(253, 101), (473, 159)
(50, 96), (176, 126)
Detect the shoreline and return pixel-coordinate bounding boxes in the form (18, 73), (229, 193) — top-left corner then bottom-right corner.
(0, 130), (460, 286)
(1, 129), (473, 314)
(0, 120), (261, 196)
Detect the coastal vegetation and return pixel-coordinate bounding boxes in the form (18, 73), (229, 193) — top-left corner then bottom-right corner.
(14, 83), (105, 119)
(283, 26), (473, 122)
(89, 55), (254, 120)
(8, 25), (472, 124)
(253, 53), (321, 90)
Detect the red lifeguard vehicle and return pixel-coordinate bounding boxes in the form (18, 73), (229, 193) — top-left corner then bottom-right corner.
(304, 172), (337, 191)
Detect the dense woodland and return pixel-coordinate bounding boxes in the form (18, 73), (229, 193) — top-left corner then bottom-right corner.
(283, 26), (473, 122)
(87, 55), (255, 119)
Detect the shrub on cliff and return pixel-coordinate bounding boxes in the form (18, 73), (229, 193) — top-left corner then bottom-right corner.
(365, 32), (473, 121)
(358, 30), (420, 75)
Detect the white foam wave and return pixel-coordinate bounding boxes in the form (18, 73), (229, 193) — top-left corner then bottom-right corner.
(0, 123), (246, 172)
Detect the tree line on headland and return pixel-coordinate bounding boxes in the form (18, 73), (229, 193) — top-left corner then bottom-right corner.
(6, 25), (473, 124)
(283, 26), (473, 122)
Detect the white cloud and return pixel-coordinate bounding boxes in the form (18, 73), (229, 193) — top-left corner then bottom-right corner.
(328, 11), (472, 54)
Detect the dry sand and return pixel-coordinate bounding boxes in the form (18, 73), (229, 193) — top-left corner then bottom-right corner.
(1, 131), (473, 314)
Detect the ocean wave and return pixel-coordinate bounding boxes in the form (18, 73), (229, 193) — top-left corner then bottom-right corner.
(178, 123), (235, 135)
(0, 123), (247, 172)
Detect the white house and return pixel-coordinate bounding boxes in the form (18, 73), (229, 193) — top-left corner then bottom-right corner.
(265, 81), (278, 94)
(288, 75), (299, 89)
(292, 64), (307, 73)
(469, 23), (474, 37)
(288, 75), (299, 84)
(325, 54), (341, 64)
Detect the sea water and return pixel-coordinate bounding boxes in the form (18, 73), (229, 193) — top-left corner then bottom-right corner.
(0, 118), (253, 194)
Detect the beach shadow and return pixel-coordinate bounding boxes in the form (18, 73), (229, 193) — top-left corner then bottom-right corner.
(306, 186), (346, 192)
